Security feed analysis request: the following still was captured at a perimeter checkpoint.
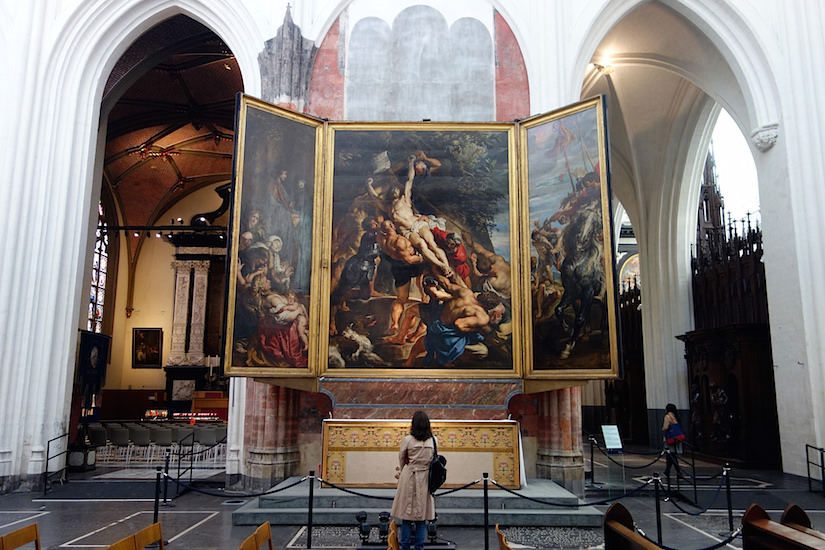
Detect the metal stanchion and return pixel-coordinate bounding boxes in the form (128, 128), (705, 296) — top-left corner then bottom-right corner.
(820, 449), (825, 498)
(653, 473), (662, 546)
(483, 472), (490, 550)
(691, 445), (697, 505)
(586, 436), (602, 488)
(724, 464), (733, 533)
(307, 470), (315, 549)
(162, 454), (171, 506)
(154, 467), (161, 524)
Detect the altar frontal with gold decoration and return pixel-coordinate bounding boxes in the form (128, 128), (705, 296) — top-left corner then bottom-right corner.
(322, 419), (521, 489)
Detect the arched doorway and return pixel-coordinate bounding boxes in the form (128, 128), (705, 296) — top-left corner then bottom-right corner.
(74, 13), (242, 438)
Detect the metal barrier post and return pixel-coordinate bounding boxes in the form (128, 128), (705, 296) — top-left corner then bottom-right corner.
(724, 464), (733, 533)
(590, 436), (596, 485)
(691, 445), (697, 505)
(154, 467), (162, 524)
(483, 472), (490, 550)
(307, 470), (315, 549)
(162, 454), (170, 505)
(820, 448), (825, 498)
(653, 473), (662, 545)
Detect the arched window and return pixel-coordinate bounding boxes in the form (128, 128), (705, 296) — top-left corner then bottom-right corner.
(87, 201), (108, 333)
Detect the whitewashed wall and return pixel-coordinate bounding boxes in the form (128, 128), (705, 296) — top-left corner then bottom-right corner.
(0, 0), (823, 489)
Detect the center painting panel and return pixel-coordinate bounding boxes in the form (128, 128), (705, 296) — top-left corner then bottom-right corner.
(325, 125), (516, 373)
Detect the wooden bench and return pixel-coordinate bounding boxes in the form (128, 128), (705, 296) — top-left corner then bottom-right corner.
(386, 520), (400, 550)
(104, 522), (164, 550)
(0, 523), (41, 550)
(495, 524), (514, 550)
(742, 503), (825, 549)
(781, 504), (825, 543)
(603, 503), (663, 550)
(237, 522), (273, 550)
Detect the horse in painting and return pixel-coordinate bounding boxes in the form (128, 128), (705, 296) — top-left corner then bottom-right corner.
(554, 204), (606, 359)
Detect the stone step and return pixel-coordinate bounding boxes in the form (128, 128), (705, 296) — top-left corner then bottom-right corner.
(233, 504), (603, 527)
(232, 477), (604, 527)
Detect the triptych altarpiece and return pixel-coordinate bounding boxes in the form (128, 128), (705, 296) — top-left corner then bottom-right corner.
(224, 94), (619, 384)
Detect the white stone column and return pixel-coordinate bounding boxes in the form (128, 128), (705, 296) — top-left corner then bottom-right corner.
(168, 260), (193, 365)
(187, 260), (210, 365)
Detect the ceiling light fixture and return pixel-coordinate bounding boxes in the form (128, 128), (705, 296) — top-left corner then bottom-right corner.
(593, 63), (614, 75)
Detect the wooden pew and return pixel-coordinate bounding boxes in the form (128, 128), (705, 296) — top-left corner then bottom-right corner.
(742, 504), (825, 549)
(781, 504), (825, 543)
(104, 522), (165, 550)
(237, 533), (258, 550)
(495, 524), (514, 550)
(237, 522), (273, 550)
(387, 520), (400, 550)
(253, 522), (273, 550)
(603, 503), (663, 550)
(0, 523), (41, 550)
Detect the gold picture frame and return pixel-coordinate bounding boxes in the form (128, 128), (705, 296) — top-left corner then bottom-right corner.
(224, 94), (618, 383)
(519, 96), (619, 379)
(320, 121), (521, 378)
(224, 95), (324, 379)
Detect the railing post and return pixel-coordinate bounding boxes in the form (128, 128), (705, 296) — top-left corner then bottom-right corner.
(590, 436), (596, 485)
(162, 454), (170, 505)
(483, 472), (490, 550)
(691, 445), (697, 505)
(154, 467), (162, 524)
(806, 445), (812, 492)
(820, 448), (825, 498)
(724, 464), (733, 533)
(307, 470), (315, 549)
(653, 473), (662, 546)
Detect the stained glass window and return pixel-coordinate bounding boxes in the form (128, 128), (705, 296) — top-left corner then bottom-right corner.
(87, 202), (108, 333)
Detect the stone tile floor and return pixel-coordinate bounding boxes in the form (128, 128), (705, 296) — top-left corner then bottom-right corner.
(1, 449), (823, 549)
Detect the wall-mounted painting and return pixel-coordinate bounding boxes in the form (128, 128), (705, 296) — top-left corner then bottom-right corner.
(520, 96), (619, 378)
(77, 330), (111, 407)
(224, 95), (324, 378)
(132, 328), (162, 369)
(224, 93), (618, 383)
(322, 122), (520, 376)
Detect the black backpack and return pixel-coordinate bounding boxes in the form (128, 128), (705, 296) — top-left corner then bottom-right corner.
(428, 436), (447, 494)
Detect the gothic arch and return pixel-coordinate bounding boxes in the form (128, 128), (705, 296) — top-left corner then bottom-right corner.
(574, 0), (780, 134)
(7, 1), (264, 481)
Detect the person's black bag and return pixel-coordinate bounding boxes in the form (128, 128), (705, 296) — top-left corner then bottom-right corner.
(428, 436), (447, 494)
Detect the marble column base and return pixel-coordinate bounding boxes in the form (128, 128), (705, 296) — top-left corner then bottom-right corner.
(536, 450), (584, 494)
(245, 446), (299, 491)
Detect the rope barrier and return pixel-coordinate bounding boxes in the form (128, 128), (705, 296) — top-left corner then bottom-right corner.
(160, 471), (309, 498)
(590, 439), (666, 469)
(172, 436), (228, 460)
(319, 476), (480, 498)
(662, 473), (726, 515)
(319, 478), (395, 500)
(431, 479), (481, 495)
(490, 477), (653, 507)
(672, 458), (725, 481)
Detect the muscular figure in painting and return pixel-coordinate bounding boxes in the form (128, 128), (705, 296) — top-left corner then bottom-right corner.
(368, 156), (453, 278)
(463, 231), (511, 299)
(377, 219), (426, 335)
(404, 273), (492, 367)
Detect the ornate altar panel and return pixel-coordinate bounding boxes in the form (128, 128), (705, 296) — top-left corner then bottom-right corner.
(322, 419), (522, 489)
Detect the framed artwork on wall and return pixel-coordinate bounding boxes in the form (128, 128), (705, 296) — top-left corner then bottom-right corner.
(519, 96), (620, 379)
(77, 329), (111, 407)
(321, 121), (521, 377)
(224, 95), (324, 378)
(132, 328), (162, 369)
(224, 93), (619, 384)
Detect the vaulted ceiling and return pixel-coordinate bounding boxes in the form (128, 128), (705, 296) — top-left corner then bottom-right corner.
(102, 16), (242, 234)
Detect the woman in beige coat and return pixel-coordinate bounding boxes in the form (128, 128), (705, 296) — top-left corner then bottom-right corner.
(390, 411), (436, 550)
